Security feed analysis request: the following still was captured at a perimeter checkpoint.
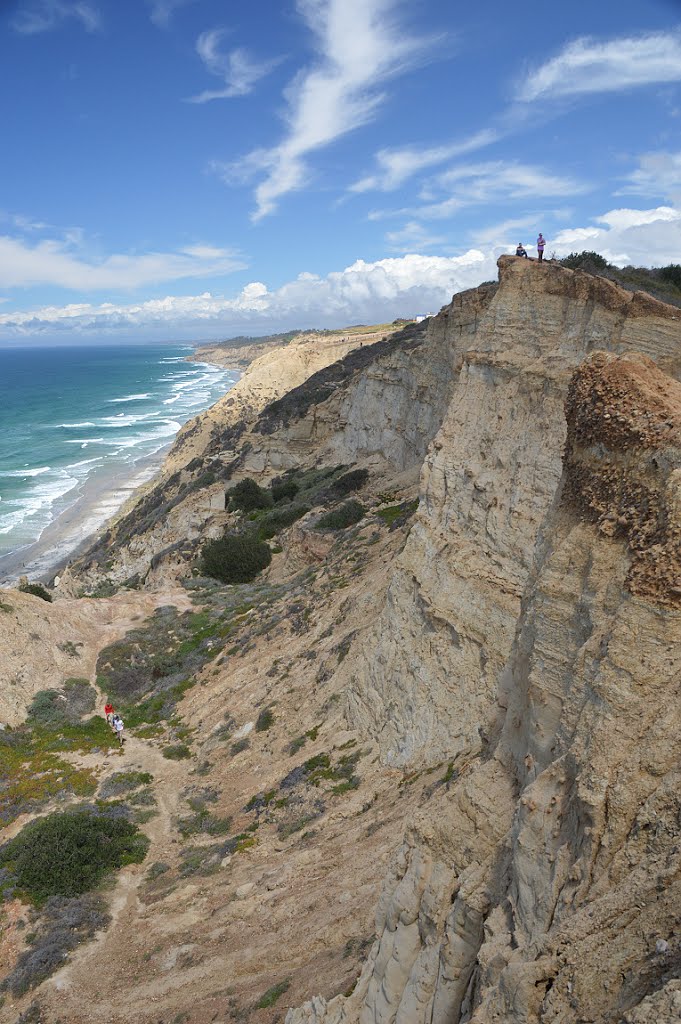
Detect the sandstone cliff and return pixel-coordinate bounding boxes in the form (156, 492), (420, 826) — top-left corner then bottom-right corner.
(2, 258), (680, 1024)
(285, 263), (681, 1024)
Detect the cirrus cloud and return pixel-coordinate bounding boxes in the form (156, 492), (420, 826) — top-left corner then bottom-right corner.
(227, 0), (439, 221)
(11, 1), (101, 34)
(518, 30), (681, 103)
(187, 29), (283, 103)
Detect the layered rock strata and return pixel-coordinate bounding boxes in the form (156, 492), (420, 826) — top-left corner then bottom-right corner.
(286, 264), (681, 1023)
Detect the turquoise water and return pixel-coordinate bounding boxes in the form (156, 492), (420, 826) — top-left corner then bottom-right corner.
(0, 344), (237, 563)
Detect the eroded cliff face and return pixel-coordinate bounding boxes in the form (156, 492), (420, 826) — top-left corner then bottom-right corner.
(5, 258), (680, 1024)
(287, 264), (681, 1024)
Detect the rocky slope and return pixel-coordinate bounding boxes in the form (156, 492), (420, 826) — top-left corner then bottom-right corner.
(2, 257), (680, 1024)
(0, 589), (191, 728)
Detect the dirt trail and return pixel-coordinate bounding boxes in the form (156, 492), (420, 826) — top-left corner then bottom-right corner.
(43, 730), (191, 1020)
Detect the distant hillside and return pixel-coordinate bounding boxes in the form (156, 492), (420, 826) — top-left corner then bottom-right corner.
(201, 329), (302, 351)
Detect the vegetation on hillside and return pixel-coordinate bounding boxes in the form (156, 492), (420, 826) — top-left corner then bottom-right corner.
(200, 530), (273, 584)
(0, 807), (149, 906)
(559, 251), (681, 307)
(0, 682), (117, 826)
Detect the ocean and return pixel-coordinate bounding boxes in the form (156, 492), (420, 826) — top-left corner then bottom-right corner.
(0, 344), (237, 581)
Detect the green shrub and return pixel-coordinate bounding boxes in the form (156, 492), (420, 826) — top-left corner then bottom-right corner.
(0, 809), (149, 906)
(659, 263), (681, 288)
(230, 737), (250, 756)
(329, 468), (369, 497)
(177, 810), (232, 838)
(26, 690), (69, 729)
(57, 641), (82, 658)
(316, 500), (365, 531)
(560, 251), (610, 271)
(257, 504), (309, 539)
(256, 979), (291, 1009)
(18, 582), (52, 603)
(228, 478), (273, 512)
(255, 707), (274, 732)
(271, 477), (300, 503)
(200, 531), (272, 584)
(375, 499), (419, 528)
(26, 681), (96, 729)
(146, 861), (170, 881)
(163, 744), (191, 761)
(99, 771), (153, 799)
(1, 894), (109, 996)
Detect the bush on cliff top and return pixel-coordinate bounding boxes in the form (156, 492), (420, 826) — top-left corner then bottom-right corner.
(560, 251), (610, 271)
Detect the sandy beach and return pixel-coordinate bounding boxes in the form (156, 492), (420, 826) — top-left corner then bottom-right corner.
(0, 443), (173, 586)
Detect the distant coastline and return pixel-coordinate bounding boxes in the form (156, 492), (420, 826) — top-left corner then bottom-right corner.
(0, 347), (240, 589)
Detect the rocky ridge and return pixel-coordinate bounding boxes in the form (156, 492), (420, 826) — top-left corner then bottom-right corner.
(1, 257), (680, 1024)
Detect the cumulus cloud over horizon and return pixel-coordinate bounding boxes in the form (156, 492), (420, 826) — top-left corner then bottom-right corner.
(0, 252), (489, 338)
(0, 205), (677, 342)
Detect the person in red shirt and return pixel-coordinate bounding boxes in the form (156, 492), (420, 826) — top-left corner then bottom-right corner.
(104, 702), (115, 728)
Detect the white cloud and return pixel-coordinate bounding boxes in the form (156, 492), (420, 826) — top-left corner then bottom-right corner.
(371, 161), (588, 221)
(0, 234), (246, 290)
(0, 212), (49, 233)
(550, 205), (681, 264)
(188, 30), (283, 103)
(147, 0), (195, 28)
(0, 252), (491, 337)
(11, 1), (100, 34)
(231, 0), (436, 220)
(618, 149), (681, 205)
(349, 129), (498, 193)
(518, 31), (681, 103)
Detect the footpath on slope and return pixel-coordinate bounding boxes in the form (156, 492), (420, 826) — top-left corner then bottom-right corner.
(41, 731), (191, 1022)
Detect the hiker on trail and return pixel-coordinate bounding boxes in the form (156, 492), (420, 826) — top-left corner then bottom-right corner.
(515, 242), (528, 258)
(113, 714), (125, 747)
(537, 233), (546, 262)
(104, 702), (114, 727)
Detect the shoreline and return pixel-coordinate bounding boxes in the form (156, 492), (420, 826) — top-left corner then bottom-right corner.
(0, 442), (173, 586)
(0, 354), (239, 590)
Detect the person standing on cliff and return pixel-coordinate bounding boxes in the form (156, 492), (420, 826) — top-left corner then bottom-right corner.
(537, 233), (546, 262)
(104, 701), (114, 728)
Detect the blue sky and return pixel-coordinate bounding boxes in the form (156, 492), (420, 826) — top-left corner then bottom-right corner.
(0, 0), (680, 343)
